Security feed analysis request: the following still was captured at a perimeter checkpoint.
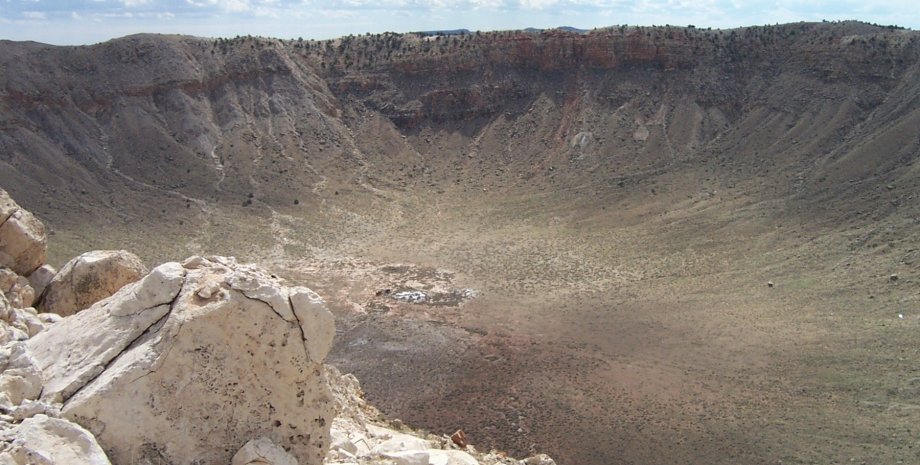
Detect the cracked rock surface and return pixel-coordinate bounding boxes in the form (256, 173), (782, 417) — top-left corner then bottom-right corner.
(30, 255), (336, 465)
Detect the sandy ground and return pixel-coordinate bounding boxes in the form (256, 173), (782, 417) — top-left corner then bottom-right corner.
(253, 184), (920, 465)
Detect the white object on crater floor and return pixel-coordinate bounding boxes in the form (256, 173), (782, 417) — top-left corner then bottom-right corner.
(393, 291), (427, 303)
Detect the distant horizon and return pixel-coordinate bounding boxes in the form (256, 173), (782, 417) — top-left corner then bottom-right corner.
(1, 0), (918, 46)
(4, 20), (918, 48)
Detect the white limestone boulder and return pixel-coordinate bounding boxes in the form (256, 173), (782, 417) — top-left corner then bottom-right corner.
(0, 342), (42, 412)
(0, 189), (46, 277)
(380, 449), (430, 465)
(428, 449), (480, 465)
(0, 269), (17, 296)
(10, 399), (60, 422)
(28, 256), (335, 465)
(27, 265), (56, 301)
(37, 250), (148, 317)
(232, 437), (299, 465)
(521, 454), (557, 465)
(0, 296), (31, 344)
(26, 262), (186, 404)
(0, 268), (35, 310)
(0, 323), (28, 347)
(370, 425), (432, 456)
(0, 414), (111, 465)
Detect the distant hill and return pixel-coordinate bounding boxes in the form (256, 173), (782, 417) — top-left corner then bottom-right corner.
(414, 28), (471, 36)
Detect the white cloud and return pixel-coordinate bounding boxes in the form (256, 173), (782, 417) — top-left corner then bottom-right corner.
(122, 0), (150, 6)
(254, 5), (279, 16)
(223, 0), (251, 11)
(22, 10), (46, 19)
(186, 0), (252, 11)
(516, 0), (554, 9)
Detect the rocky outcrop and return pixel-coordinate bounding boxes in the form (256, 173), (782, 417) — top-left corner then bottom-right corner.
(0, 298), (45, 345)
(324, 366), (555, 465)
(0, 342), (42, 410)
(0, 191), (555, 465)
(0, 189), (46, 277)
(26, 262), (187, 403)
(0, 414), (112, 465)
(37, 250), (147, 317)
(0, 268), (35, 311)
(26, 255), (337, 465)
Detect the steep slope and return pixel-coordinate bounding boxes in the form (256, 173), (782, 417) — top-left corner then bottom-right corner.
(1, 22), (920, 465)
(0, 34), (378, 261)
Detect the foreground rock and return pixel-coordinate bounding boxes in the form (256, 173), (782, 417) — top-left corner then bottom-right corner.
(37, 250), (147, 316)
(0, 186), (555, 465)
(27, 255), (335, 465)
(0, 189), (46, 277)
(0, 414), (111, 465)
(232, 437), (299, 465)
(25, 265), (55, 302)
(0, 268), (35, 310)
(324, 367), (555, 465)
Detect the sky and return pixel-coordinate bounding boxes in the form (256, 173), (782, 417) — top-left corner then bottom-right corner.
(0, 0), (917, 45)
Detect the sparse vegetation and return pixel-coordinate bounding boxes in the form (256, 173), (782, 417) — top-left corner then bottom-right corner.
(2, 21), (919, 465)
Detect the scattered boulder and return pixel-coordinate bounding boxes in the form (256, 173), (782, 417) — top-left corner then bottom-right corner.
(0, 318), (29, 347)
(0, 414), (111, 465)
(29, 256), (335, 465)
(10, 399), (60, 422)
(521, 454), (557, 465)
(570, 131), (594, 149)
(381, 449), (430, 465)
(0, 343), (42, 411)
(37, 250), (147, 316)
(8, 283), (35, 310)
(428, 449), (480, 465)
(231, 437), (298, 465)
(0, 296), (36, 343)
(0, 189), (47, 276)
(371, 426), (432, 455)
(36, 313), (62, 326)
(13, 308), (44, 337)
(450, 430), (468, 448)
(324, 366), (556, 465)
(27, 264), (56, 300)
(0, 268), (35, 310)
(0, 269), (18, 296)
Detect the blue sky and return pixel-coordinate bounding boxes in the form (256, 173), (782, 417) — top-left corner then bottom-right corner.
(1, 0), (917, 45)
